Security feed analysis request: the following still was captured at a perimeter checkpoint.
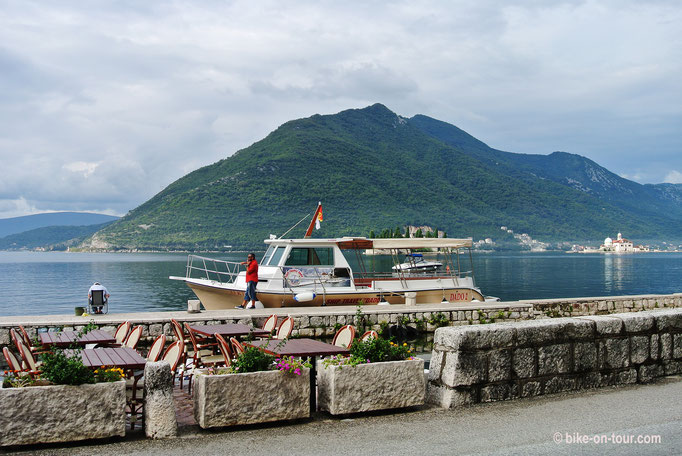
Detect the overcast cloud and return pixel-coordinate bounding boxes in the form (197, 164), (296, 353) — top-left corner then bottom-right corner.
(1, 0), (681, 218)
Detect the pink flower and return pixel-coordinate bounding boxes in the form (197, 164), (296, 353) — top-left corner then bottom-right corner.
(294, 368), (301, 375)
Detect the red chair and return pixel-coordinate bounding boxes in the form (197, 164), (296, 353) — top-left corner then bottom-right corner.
(17, 326), (45, 354)
(332, 325), (356, 348)
(230, 337), (245, 357)
(15, 338), (41, 373)
(215, 334), (233, 367)
(146, 335), (166, 362)
(262, 315), (278, 333)
(124, 326), (143, 349)
(360, 330), (379, 341)
(3, 347), (24, 372)
(275, 317), (294, 339)
(114, 321), (131, 345)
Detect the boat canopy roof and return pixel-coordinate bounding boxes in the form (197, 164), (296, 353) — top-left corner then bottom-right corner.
(264, 237), (473, 249)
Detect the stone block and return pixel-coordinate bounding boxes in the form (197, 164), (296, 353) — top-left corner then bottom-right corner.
(544, 376), (577, 394)
(637, 364), (663, 383)
(0, 381), (126, 447)
(574, 342), (598, 372)
(578, 372), (601, 389)
(650, 334), (660, 361)
(144, 361), (178, 439)
(660, 333), (673, 360)
(521, 381), (542, 397)
(193, 368), (310, 428)
(318, 359), (424, 414)
(512, 347), (536, 378)
(433, 325), (514, 351)
(601, 338), (630, 368)
(664, 360), (682, 375)
(616, 369), (638, 384)
(576, 315), (622, 335)
(538, 344), (571, 375)
(426, 384), (476, 408)
(0, 328), (9, 345)
(619, 313), (654, 333)
(427, 351), (444, 382)
(675, 334), (682, 359)
(654, 309), (682, 331)
(148, 323), (163, 336)
(629, 336), (650, 365)
(440, 350), (487, 387)
(480, 384), (510, 402)
(488, 349), (511, 382)
(515, 318), (592, 345)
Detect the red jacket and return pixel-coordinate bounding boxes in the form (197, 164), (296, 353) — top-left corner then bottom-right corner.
(246, 260), (259, 283)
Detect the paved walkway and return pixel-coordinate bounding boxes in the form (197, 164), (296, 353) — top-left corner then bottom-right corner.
(6, 376), (681, 456)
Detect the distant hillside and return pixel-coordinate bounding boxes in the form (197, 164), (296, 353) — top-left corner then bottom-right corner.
(0, 212), (119, 238)
(0, 222), (115, 250)
(83, 104), (682, 251)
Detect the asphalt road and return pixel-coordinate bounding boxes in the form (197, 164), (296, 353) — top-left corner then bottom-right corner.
(5, 377), (681, 456)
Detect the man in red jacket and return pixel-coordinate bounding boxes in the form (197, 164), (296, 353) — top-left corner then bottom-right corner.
(237, 253), (259, 309)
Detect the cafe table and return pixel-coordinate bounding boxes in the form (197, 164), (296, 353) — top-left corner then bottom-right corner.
(189, 323), (269, 339)
(246, 338), (350, 412)
(72, 347), (147, 370)
(40, 329), (116, 349)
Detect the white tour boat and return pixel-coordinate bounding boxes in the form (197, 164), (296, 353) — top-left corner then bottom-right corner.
(170, 236), (487, 310)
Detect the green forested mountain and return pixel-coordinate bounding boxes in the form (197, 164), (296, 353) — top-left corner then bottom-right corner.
(0, 222), (115, 250)
(84, 104), (682, 251)
(0, 212), (118, 238)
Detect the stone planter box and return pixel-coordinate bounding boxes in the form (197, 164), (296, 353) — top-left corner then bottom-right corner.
(0, 380), (126, 447)
(317, 359), (425, 415)
(193, 368), (310, 428)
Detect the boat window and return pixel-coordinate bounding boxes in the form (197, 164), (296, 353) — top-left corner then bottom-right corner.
(261, 246), (276, 265)
(268, 247), (285, 266)
(284, 247), (334, 266)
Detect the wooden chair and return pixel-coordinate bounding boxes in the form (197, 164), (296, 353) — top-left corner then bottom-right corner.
(262, 315), (278, 333)
(146, 335), (166, 362)
(17, 326), (44, 354)
(114, 321), (132, 345)
(230, 337), (245, 357)
(3, 347), (24, 372)
(162, 340), (185, 373)
(332, 325), (356, 348)
(360, 330), (379, 341)
(15, 339), (41, 372)
(275, 316), (294, 339)
(214, 334), (233, 367)
(183, 324), (223, 393)
(124, 326), (143, 349)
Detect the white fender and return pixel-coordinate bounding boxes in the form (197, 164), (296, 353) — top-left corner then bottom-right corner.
(294, 292), (316, 302)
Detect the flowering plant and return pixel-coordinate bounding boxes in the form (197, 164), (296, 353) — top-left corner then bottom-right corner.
(322, 337), (413, 369)
(2, 370), (35, 388)
(275, 356), (311, 376)
(94, 366), (125, 382)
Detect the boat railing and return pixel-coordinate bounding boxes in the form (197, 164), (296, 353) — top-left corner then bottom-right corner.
(185, 255), (244, 284)
(355, 269), (474, 280)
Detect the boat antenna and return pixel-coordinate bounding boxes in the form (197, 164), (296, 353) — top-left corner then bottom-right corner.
(278, 213), (311, 239)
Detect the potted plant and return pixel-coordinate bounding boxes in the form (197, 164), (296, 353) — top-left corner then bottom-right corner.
(193, 346), (311, 428)
(317, 338), (425, 415)
(0, 349), (126, 447)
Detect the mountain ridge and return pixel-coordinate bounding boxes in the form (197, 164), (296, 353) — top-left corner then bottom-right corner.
(83, 104), (682, 251)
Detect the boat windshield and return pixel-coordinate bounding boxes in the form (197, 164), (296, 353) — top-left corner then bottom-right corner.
(262, 246), (286, 266)
(285, 247), (334, 266)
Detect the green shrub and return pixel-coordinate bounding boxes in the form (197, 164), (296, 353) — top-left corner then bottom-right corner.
(231, 346), (275, 373)
(40, 349), (95, 385)
(349, 337), (411, 363)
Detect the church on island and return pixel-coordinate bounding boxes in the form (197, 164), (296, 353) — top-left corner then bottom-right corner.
(600, 232), (649, 253)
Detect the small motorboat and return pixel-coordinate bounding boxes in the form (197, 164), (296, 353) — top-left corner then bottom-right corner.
(391, 253), (442, 272)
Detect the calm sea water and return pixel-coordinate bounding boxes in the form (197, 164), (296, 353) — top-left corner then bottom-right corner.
(0, 251), (681, 317)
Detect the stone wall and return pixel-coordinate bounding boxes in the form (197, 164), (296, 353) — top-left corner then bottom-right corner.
(427, 308), (682, 408)
(1, 293), (680, 370)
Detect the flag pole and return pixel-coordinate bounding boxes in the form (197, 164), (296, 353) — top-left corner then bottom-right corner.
(304, 202), (322, 238)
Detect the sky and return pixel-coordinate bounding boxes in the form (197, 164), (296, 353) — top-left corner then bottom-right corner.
(1, 0), (681, 219)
